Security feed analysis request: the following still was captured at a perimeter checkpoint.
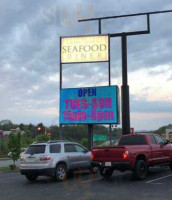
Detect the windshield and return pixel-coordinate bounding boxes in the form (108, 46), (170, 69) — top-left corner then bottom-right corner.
(25, 145), (46, 155)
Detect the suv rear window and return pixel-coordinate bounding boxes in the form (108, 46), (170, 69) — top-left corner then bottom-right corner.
(118, 135), (146, 145)
(25, 145), (45, 154)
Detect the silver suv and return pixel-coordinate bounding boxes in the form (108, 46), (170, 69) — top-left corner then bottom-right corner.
(20, 140), (93, 181)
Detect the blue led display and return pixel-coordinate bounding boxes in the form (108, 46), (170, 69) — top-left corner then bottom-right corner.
(59, 86), (119, 124)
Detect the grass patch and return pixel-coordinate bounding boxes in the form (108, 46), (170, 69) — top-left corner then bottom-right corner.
(0, 166), (19, 173)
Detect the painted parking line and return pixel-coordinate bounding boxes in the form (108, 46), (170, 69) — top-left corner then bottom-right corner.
(81, 178), (102, 184)
(145, 174), (172, 184)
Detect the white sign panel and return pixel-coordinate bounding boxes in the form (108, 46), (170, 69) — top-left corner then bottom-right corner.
(61, 35), (109, 63)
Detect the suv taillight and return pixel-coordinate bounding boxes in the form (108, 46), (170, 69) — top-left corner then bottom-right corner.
(39, 156), (51, 161)
(91, 152), (94, 160)
(20, 156), (25, 161)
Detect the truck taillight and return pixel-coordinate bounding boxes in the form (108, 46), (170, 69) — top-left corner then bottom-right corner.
(91, 152), (94, 160)
(123, 151), (129, 159)
(40, 156), (51, 161)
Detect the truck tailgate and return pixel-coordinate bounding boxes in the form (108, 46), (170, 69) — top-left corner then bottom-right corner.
(92, 146), (126, 162)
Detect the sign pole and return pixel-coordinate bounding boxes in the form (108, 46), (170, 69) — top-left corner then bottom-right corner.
(108, 34), (112, 144)
(98, 22), (112, 145)
(59, 37), (63, 140)
(88, 124), (93, 150)
(121, 34), (130, 135)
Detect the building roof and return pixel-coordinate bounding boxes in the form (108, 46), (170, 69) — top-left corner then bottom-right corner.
(3, 131), (11, 136)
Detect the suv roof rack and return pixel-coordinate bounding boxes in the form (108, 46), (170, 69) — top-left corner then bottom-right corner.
(32, 141), (47, 144)
(47, 140), (70, 144)
(32, 140), (70, 144)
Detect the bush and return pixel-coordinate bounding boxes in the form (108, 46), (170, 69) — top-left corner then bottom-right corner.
(81, 138), (88, 148)
(35, 134), (50, 142)
(8, 133), (21, 166)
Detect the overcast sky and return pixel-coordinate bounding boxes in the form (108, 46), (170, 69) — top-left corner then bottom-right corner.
(0, 0), (172, 130)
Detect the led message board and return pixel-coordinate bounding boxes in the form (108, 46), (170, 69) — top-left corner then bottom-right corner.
(60, 86), (119, 124)
(61, 35), (109, 63)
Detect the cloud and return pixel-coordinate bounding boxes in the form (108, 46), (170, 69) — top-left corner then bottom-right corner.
(0, 0), (172, 130)
(130, 96), (172, 113)
(167, 75), (172, 81)
(131, 112), (172, 130)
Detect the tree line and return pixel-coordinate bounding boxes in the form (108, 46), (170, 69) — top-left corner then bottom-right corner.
(0, 120), (122, 158)
(0, 120), (171, 160)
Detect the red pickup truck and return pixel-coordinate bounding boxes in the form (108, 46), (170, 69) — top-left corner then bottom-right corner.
(91, 133), (172, 180)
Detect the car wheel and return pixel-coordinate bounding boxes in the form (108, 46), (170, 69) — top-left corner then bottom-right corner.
(55, 164), (67, 181)
(25, 175), (38, 182)
(100, 167), (113, 178)
(133, 160), (148, 180)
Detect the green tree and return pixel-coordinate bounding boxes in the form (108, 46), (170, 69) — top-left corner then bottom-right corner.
(50, 125), (59, 139)
(8, 133), (21, 166)
(35, 134), (50, 142)
(1, 136), (9, 156)
(19, 123), (24, 131)
(20, 132), (34, 148)
(154, 124), (172, 135)
(28, 123), (34, 131)
(0, 120), (16, 131)
(81, 138), (88, 148)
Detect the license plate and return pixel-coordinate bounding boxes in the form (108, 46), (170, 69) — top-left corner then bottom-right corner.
(105, 162), (111, 166)
(26, 157), (35, 163)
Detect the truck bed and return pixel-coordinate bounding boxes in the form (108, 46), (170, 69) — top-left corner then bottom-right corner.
(92, 146), (125, 162)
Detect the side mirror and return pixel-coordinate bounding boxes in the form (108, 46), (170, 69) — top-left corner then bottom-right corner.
(166, 140), (170, 144)
(160, 142), (165, 147)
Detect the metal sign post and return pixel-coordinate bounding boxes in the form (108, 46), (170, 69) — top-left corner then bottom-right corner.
(88, 124), (93, 150)
(78, 9), (172, 135)
(121, 34), (130, 135)
(59, 37), (63, 140)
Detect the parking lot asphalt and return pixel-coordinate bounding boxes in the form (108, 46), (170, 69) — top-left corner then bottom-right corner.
(0, 167), (172, 200)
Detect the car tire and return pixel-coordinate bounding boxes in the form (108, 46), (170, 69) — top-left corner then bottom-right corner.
(25, 175), (38, 182)
(100, 167), (113, 178)
(55, 164), (67, 181)
(133, 160), (148, 180)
